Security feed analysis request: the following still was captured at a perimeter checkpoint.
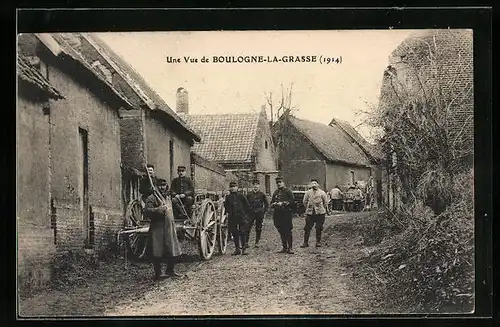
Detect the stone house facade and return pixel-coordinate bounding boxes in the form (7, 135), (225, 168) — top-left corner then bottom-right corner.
(17, 33), (133, 295)
(50, 33), (202, 211)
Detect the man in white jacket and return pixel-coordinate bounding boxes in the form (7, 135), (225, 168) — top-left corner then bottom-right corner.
(300, 179), (329, 248)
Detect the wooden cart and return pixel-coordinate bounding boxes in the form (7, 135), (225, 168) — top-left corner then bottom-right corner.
(117, 190), (229, 262)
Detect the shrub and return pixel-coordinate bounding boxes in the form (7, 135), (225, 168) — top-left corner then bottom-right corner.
(358, 168), (474, 313)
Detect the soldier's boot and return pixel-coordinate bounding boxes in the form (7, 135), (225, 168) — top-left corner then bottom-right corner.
(300, 230), (310, 248)
(315, 229), (322, 247)
(240, 234), (249, 255)
(286, 234), (294, 254)
(152, 261), (162, 281)
(255, 230), (261, 247)
(232, 234), (241, 255)
(278, 233), (288, 253)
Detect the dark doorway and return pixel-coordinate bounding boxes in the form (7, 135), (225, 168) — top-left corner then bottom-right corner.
(79, 128), (93, 248)
(169, 140), (174, 183)
(265, 175), (271, 195)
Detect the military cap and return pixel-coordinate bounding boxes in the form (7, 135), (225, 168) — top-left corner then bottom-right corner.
(177, 165), (186, 171)
(252, 179), (260, 185)
(158, 178), (168, 186)
(275, 176), (284, 182)
(229, 181), (238, 187)
(146, 164), (155, 169)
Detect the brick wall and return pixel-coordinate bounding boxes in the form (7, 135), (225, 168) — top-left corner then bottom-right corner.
(119, 110), (146, 171)
(381, 29), (474, 164)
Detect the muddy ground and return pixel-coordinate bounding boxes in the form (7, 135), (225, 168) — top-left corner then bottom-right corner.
(19, 211), (382, 317)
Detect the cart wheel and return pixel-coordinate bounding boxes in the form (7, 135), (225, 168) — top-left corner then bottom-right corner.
(217, 202), (229, 254)
(125, 199), (143, 227)
(197, 200), (217, 260)
(126, 232), (148, 262)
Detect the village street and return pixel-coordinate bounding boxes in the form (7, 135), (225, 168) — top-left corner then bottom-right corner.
(19, 211), (379, 317)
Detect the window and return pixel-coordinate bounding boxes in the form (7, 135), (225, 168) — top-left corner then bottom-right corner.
(350, 170), (355, 184)
(265, 175), (271, 195)
(265, 140), (268, 149)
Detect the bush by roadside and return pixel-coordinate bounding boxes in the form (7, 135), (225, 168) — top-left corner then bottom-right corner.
(339, 169), (474, 313)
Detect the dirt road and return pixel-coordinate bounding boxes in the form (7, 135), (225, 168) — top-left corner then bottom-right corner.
(19, 211), (375, 317)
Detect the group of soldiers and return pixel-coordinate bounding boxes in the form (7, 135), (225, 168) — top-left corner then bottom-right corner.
(225, 176), (330, 256)
(138, 163), (334, 280)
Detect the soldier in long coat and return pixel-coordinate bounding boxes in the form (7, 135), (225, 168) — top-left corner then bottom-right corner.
(144, 179), (182, 280)
(270, 176), (296, 254)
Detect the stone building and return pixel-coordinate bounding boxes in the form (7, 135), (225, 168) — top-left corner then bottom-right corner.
(17, 33), (133, 294)
(48, 33), (202, 211)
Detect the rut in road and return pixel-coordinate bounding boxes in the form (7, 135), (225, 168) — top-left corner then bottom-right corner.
(105, 213), (367, 316)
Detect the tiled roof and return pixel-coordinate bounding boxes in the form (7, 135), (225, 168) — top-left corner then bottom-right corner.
(288, 116), (372, 166)
(329, 118), (384, 162)
(185, 113), (261, 163)
(17, 54), (63, 99)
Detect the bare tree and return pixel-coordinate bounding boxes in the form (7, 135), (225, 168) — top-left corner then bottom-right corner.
(265, 82), (298, 125)
(264, 83), (299, 170)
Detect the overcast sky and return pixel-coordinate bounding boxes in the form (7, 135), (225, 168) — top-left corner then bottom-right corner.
(95, 30), (414, 142)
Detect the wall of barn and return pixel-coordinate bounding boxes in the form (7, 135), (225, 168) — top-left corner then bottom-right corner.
(275, 119), (325, 189)
(144, 111), (192, 184)
(17, 91), (56, 295)
(325, 163), (372, 191)
(47, 62), (123, 253)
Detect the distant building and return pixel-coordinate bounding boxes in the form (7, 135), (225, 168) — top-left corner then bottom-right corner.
(17, 33), (133, 294)
(272, 114), (381, 201)
(178, 92), (279, 196)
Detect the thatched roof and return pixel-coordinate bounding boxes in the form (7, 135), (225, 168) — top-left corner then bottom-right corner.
(288, 116), (372, 167)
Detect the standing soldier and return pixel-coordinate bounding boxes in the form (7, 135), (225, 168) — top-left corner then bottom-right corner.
(270, 176), (296, 254)
(224, 181), (251, 255)
(329, 184), (344, 211)
(143, 178), (182, 280)
(140, 164), (158, 202)
(353, 182), (364, 212)
(171, 165), (195, 219)
(245, 180), (269, 248)
(301, 179), (329, 248)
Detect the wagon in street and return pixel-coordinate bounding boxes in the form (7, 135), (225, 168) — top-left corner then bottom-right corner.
(117, 190), (229, 262)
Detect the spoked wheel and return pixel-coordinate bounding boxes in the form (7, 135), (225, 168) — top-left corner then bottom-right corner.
(125, 232), (148, 262)
(125, 199), (143, 227)
(197, 200), (217, 260)
(217, 201), (229, 254)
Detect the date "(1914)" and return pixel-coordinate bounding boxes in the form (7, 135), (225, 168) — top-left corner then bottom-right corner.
(320, 56), (343, 64)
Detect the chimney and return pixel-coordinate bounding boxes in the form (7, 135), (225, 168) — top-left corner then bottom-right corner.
(176, 87), (189, 115)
